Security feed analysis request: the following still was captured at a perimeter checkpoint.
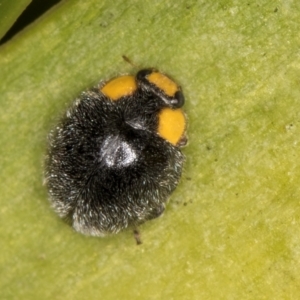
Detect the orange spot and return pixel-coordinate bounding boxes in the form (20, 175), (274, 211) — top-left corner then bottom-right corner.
(101, 75), (137, 100)
(158, 108), (186, 145)
(147, 72), (178, 97)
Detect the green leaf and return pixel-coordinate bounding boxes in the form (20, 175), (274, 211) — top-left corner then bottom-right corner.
(1, 0), (300, 299)
(0, 0), (32, 40)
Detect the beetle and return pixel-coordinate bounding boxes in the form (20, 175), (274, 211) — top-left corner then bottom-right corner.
(45, 68), (187, 241)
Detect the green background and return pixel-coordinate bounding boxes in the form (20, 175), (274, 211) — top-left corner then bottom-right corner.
(1, 0), (300, 299)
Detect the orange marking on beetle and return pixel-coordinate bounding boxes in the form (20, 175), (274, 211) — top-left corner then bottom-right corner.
(101, 75), (137, 100)
(147, 72), (179, 97)
(158, 108), (186, 145)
